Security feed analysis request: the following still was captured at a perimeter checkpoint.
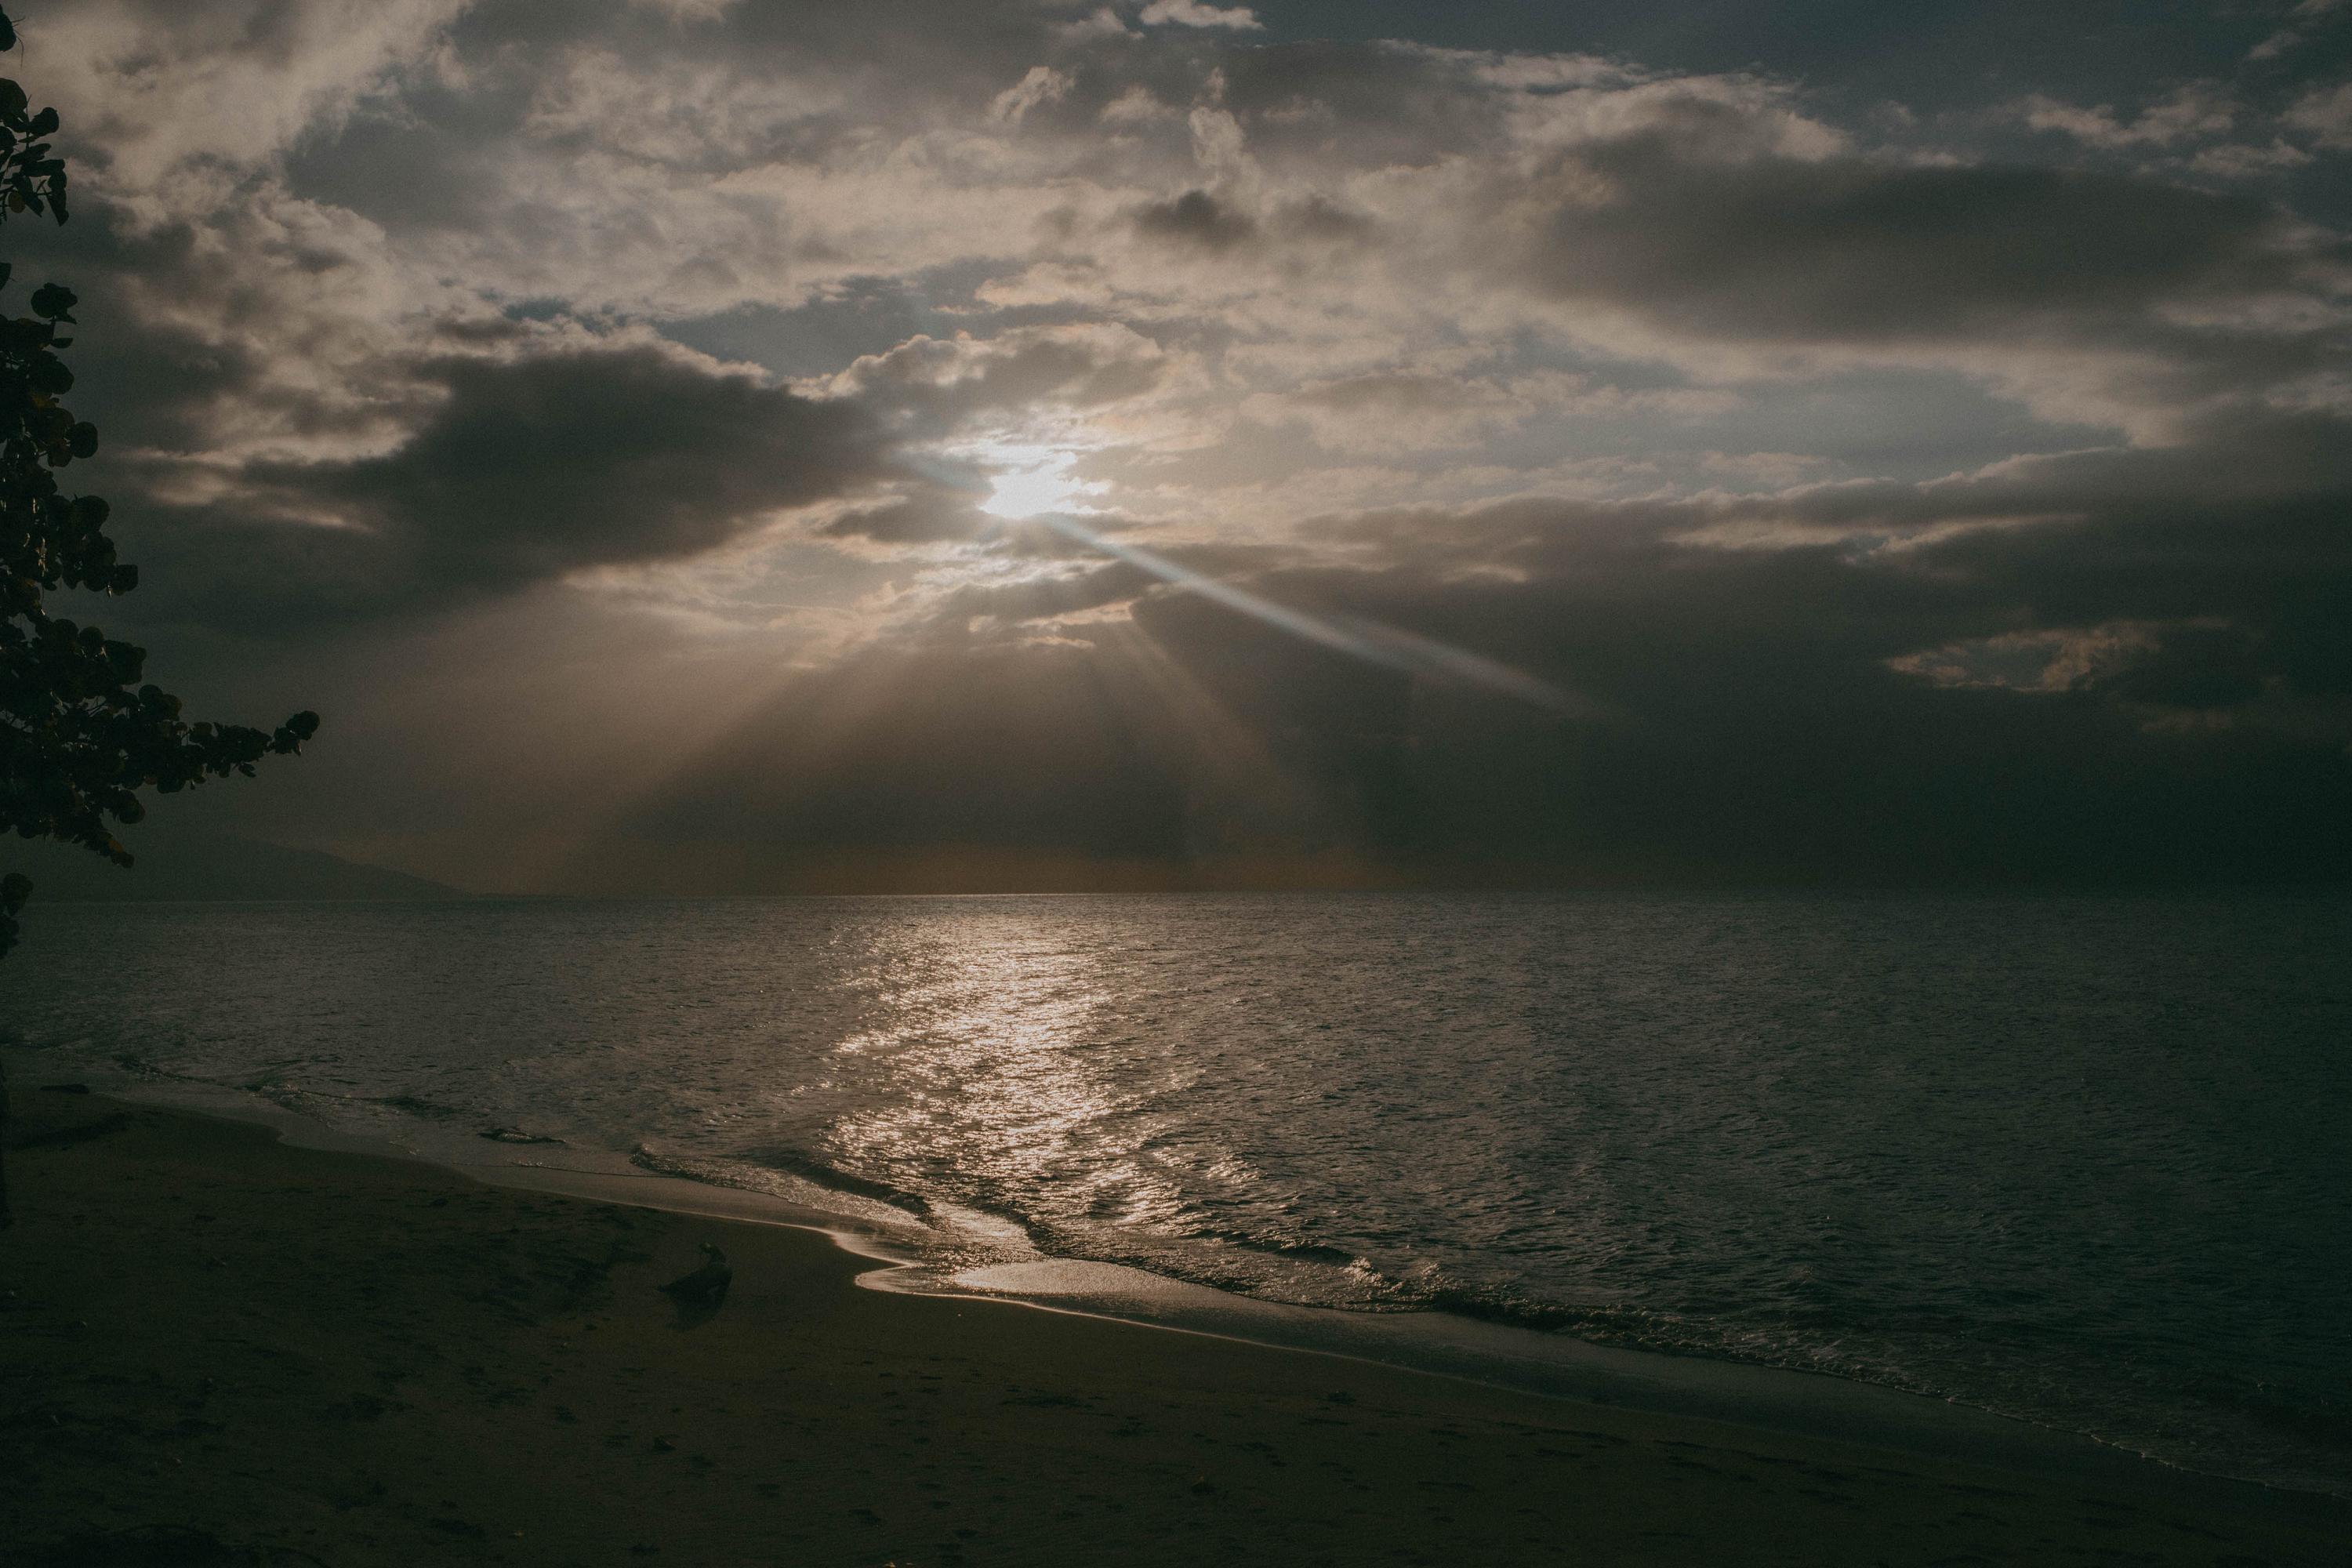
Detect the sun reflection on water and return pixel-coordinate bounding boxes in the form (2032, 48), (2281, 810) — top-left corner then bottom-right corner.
(819, 920), (1195, 1247)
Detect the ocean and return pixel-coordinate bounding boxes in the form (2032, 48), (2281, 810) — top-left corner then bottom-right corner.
(2, 891), (2345, 1494)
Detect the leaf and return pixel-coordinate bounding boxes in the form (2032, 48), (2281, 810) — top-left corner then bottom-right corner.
(29, 281), (74, 320)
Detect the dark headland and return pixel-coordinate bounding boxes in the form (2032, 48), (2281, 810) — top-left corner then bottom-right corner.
(3, 826), (457, 903)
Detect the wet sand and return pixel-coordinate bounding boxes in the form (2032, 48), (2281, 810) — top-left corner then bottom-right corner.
(2, 1089), (2342, 1566)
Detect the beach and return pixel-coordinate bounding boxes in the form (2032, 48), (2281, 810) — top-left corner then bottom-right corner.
(2, 1087), (2341, 1566)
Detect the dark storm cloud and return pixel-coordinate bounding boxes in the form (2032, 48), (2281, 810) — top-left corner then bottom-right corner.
(1512, 128), (2333, 348)
(1302, 410), (2352, 708)
(113, 344), (892, 627)
(292, 346), (884, 587)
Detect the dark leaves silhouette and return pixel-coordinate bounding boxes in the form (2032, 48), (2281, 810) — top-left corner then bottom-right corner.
(0, 5), (318, 962)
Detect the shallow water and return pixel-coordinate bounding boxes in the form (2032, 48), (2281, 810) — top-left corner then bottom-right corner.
(3, 891), (2346, 1494)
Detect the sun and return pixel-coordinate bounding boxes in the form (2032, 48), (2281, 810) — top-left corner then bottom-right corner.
(975, 445), (1098, 520)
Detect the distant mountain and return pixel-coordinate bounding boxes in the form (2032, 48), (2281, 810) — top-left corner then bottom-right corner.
(2, 827), (461, 902)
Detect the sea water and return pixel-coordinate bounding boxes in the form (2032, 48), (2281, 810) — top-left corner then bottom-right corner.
(2, 891), (2345, 1494)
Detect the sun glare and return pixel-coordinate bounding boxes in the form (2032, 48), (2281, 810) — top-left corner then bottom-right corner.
(978, 447), (1094, 520)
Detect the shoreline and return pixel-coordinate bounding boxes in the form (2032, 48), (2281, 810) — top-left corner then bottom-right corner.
(4, 1087), (2343, 1565)
(38, 1069), (2352, 1505)
(474, 1149), (2235, 1497)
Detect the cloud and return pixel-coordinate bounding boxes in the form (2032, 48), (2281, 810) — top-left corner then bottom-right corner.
(16, 0), (2351, 887)
(1237, 368), (1719, 456)
(2190, 139), (2315, 177)
(1138, 2), (1261, 31)
(1472, 122), (2347, 439)
(993, 65), (1074, 125)
(116, 343), (892, 626)
(826, 324), (1171, 429)
(302, 346), (884, 584)
(2284, 81), (2352, 148)
(2013, 85), (2236, 148)
(814, 492), (992, 546)
(24, 0), (466, 189)
(1131, 187), (1260, 251)
(1508, 136), (2300, 347)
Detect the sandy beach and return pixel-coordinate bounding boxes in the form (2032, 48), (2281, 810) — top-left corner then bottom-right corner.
(2, 1087), (2341, 1567)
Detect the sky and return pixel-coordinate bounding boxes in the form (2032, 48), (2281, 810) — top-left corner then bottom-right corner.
(13, 0), (2352, 891)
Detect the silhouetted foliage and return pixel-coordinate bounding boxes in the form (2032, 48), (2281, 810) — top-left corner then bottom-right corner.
(0, 6), (318, 971)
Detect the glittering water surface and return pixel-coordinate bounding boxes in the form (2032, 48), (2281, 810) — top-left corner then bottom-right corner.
(4, 892), (2347, 1492)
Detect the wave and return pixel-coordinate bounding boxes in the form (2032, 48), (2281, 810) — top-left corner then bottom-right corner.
(633, 1141), (2352, 1498)
(626, 1142), (936, 1232)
